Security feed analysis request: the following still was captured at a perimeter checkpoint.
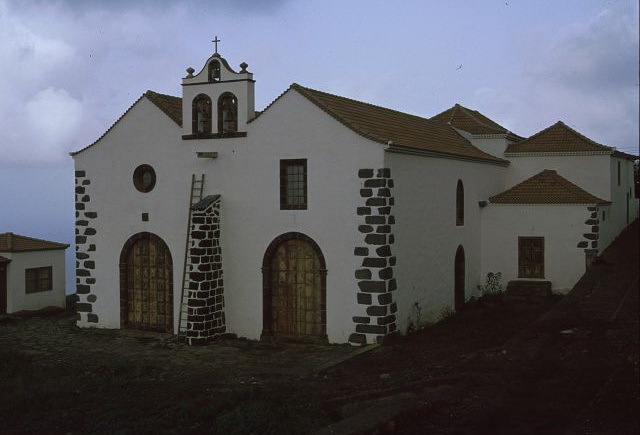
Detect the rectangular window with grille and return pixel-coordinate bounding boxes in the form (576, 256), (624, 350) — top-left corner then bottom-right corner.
(518, 237), (544, 278)
(25, 266), (53, 294)
(280, 159), (307, 210)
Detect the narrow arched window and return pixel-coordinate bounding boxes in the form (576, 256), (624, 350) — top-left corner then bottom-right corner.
(456, 179), (464, 226)
(192, 94), (212, 135)
(208, 60), (221, 82)
(218, 92), (238, 134)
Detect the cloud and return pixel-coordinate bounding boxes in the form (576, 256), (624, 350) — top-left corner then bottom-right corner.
(534, 6), (639, 94)
(0, 3), (76, 85)
(15, 0), (290, 16)
(24, 87), (83, 157)
(0, 1), (182, 164)
(0, 3), (83, 163)
(528, 4), (639, 148)
(472, 3), (639, 149)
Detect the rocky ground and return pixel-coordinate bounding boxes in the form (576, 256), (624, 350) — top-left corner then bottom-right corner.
(1, 221), (637, 435)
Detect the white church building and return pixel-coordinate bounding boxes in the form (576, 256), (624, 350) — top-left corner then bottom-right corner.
(71, 47), (638, 345)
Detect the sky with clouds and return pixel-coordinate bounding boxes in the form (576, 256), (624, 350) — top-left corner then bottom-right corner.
(0, 0), (638, 292)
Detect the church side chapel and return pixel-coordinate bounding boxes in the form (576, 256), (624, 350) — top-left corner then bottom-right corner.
(71, 40), (638, 345)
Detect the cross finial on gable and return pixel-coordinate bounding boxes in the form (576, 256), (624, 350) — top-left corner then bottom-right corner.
(212, 36), (221, 54)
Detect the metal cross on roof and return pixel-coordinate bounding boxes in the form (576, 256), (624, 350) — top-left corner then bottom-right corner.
(212, 36), (221, 54)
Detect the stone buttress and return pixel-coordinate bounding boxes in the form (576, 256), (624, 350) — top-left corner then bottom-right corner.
(185, 195), (226, 344)
(350, 168), (398, 345)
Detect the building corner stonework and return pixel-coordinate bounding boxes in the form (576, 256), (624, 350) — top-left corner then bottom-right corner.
(74, 170), (99, 325)
(350, 168), (398, 345)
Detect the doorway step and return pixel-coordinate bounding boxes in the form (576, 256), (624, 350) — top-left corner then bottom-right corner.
(504, 280), (552, 305)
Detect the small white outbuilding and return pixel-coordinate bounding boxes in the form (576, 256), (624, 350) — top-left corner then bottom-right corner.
(0, 233), (69, 314)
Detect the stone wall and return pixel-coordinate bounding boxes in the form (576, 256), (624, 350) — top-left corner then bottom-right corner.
(349, 168), (398, 345)
(184, 195), (226, 345)
(74, 170), (99, 324)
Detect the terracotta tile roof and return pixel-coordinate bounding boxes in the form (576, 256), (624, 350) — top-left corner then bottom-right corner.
(505, 121), (614, 154)
(290, 84), (507, 164)
(145, 90), (183, 126)
(489, 169), (609, 205)
(431, 103), (522, 139)
(0, 233), (69, 252)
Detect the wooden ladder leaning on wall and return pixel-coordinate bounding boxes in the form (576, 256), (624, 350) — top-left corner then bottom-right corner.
(177, 174), (205, 338)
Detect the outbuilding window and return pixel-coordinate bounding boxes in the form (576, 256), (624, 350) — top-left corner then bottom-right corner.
(280, 159), (307, 210)
(25, 266), (52, 294)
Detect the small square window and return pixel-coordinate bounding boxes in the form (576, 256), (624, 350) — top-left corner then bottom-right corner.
(25, 266), (53, 294)
(280, 159), (307, 210)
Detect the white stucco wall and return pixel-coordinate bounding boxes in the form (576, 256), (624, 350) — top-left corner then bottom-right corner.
(385, 151), (507, 328)
(452, 130), (514, 159)
(217, 90), (385, 343)
(2, 250), (66, 313)
(468, 136), (511, 158)
(73, 89), (385, 343)
(596, 203), (614, 252)
(481, 204), (593, 293)
(502, 154), (637, 255)
(602, 156), (638, 251)
(505, 155), (611, 200)
(73, 97), (191, 331)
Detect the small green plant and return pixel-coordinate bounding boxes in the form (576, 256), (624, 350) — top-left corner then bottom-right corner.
(477, 271), (503, 296)
(405, 301), (424, 334)
(439, 306), (455, 320)
(413, 301), (422, 327)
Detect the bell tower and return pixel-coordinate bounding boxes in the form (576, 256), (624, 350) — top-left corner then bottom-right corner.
(181, 38), (255, 139)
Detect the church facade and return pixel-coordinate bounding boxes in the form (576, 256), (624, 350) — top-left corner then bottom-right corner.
(71, 48), (638, 345)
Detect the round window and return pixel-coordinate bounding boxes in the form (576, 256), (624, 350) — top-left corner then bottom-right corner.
(133, 164), (156, 193)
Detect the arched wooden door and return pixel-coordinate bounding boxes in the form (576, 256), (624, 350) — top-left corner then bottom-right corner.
(262, 233), (327, 341)
(120, 233), (173, 332)
(454, 245), (465, 311)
